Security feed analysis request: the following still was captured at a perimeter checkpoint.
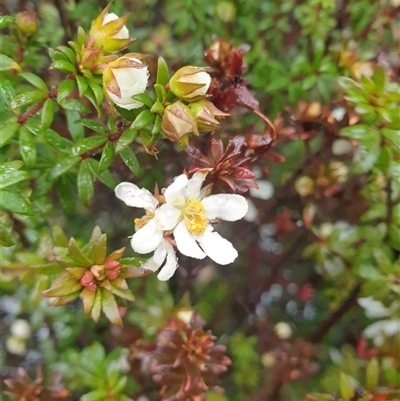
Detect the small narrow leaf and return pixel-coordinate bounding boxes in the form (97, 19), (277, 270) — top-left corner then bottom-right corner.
(76, 75), (88, 97)
(56, 175), (76, 214)
(20, 72), (48, 92)
(57, 79), (76, 102)
(156, 56), (169, 85)
(66, 110), (84, 140)
(366, 358), (379, 392)
(49, 156), (80, 179)
(120, 147), (140, 176)
(0, 169), (30, 189)
(68, 237), (93, 267)
(10, 90), (46, 109)
(19, 127), (36, 168)
(79, 119), (106, 135)
(0, 54), (21, 71)
(52, 224), (69, 247)
(77, 160), (94, 205)
(101, 289), (122, 326)
(0, 119), (20, 147)
(71, 136), (107, 156)
(87, 79), (104, 105)
(98, 141), (115, 172)
(88, 234), (107, 264)
(115, 127), (137, 152)
(56, 45), (76, 63)
(43, 129), (71, 152)
(59, 98), (91, 114)
(42, 278), (81, 297)
(87, 159), (117, 189)
(131, 109), (154, 129)
(41, 99), (54, 130)
(81, 288), (96, 315)
(91, 289), (102, 322)
(49, 59), (77, 73)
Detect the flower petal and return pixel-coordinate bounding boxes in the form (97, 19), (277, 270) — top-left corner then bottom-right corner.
(157, 242), (179, 281)
(115, 182), (158, 211)
(155, 204), (181, 230)
(141, 242), (167, 272)
(185, 172), (207, 199)
(164, 174), (188, 204)
(202, 194), (248, 221)
(174, 221), (206, 259)
(196, 227), (238, 265)
(130, 219), (163, 254)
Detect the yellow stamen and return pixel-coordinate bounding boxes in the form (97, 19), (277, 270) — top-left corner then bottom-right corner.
(134, 210), (154, 229)
(182, 198), (208, 235)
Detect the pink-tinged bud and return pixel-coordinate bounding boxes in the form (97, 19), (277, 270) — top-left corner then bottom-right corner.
(104, 260), (121, 280)
(79, 271), (97, 292)
(103, 55), (149, 110)
(76, 46), (117, 75)
(90, 5), (134, 53)
(16, 11), (38, 35)
(189, 100), (229, 132)
(169, 66), (211, 102)
(162, 102), (199, 145)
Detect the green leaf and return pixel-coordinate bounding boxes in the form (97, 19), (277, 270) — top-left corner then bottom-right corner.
(24, 117), (42, 135)
(56, 45), (76, 64)
(0, 78), (15, 106)
(83, 86), (101, 117)
(98, 141), (115, 172)
(131, 109), (154, 129)
(0, 119), (20, 147)
(66, 110), (84, 141)
(0, 224), (15, 246)
(19, 72), (48, 92)
(87, 159), (117, 189)
(77, 160), (94, 205)
(68, 237), (93, 266)
(151, 115), (162, 136)
(91, 289), (102, 323)
(0, 168), (30, 189)
(0, 190), (33, 215)
(57, 79), (76, 102)
(366, 358), (379, 392)
(156, 56), (169, 85)
(59, 98), (91, 114)
(56, 175), (76, 214)
(131, 93), (154, 108)
(79, 119), (106, 135)
(87, 79), (104, 106)
(382, 128), (400, 148)
(81, 288), (96, 316)
(43, 129), (71, 152)
(120, 147), (140, 176)
(52, 224), (69, 247)
(71, 136), (107, 156)
(19, 127), (36, 168)
(41, 99), (54, 130)
(76, 75), (88, 97)
(81, 389), (107, 401)
(0, 54), (20, 71)
(31, 263), (64, 275)
(110, 282), (135, 302)
(49, 156), (80, 179)
(339, 372), (355, 400)
(42, 278), (81, 297)
(10, 90), (46, 109)
(88, 234), (107, 264)
(49, 59), (76, 73)
(115, 127), (138, 153)
(0, 16), (15, 29)
(101, 288), (122, 326)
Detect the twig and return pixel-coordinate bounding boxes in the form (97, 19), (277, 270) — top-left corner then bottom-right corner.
(309, 283), (361, 343)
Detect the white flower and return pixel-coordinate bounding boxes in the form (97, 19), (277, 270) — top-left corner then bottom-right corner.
(157, 172), (248, 265)
(115, 182), (178, 280)
(103, 56), (149, 110)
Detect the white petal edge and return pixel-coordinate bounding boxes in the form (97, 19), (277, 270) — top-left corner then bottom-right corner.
(157, 242), (179, 281)
(141, 242), (167, 272)
(173, 221), (206, 259)
(164, 174), (188, 204)
(130, 219), (163, 254)
(185, 172), (207, 200)
(202, 194), (248, 221)
(196, 227), (238, 265)
(115, 182), (158, 211)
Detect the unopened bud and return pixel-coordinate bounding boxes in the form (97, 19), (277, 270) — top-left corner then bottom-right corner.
(204, 38), (232, 68)
(16, 11), (38, 35)
(90, 5), (134, 53)
(80, 270), (97, 291)
(162, 102), (198, 145)
(169, 66), (211, 102)
(189, 100), (229, 132)
(103, 55), (149, 110)
(104, 260), (121, 280)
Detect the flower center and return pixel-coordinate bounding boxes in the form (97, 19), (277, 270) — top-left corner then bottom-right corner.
(134, 210), (154, 229)
(182, 198), (208, 235)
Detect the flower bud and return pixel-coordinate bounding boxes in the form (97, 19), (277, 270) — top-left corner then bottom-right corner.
(189, 100), (229, 132)
(104, 260), (121, 280)
(169, 66), (211, 102)
(162, 102), (198, 145)
(16, 11), (38, 35)
(103, 55), (149, 110)
(79, 270), (97, 291)
(90, 5), (134, 53)
(76, 46), (117, 75)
